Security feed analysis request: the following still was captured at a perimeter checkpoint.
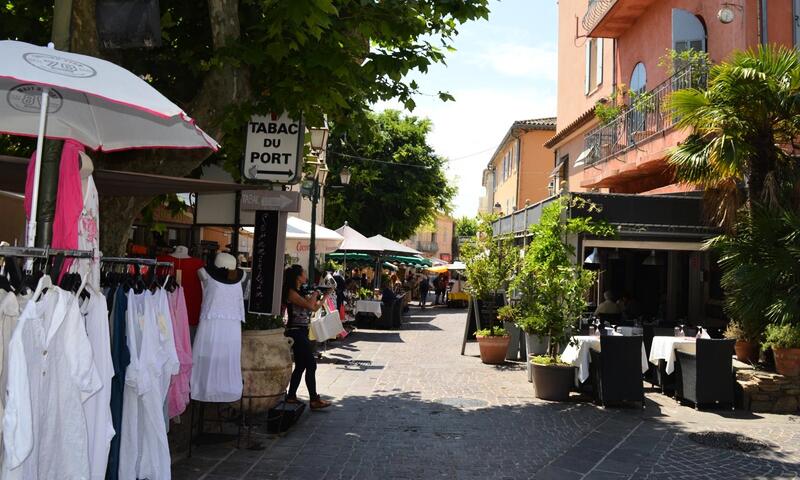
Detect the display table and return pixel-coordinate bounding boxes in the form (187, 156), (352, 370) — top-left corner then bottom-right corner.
(561, 335), (648, 384)
(648, 336), (697, 375)
(354, 300), (382, 318)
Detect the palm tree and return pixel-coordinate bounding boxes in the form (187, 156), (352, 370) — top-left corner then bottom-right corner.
(667, 45), (800, 228)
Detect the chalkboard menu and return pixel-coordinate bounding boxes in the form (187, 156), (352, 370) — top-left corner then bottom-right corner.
(461, 292), (506, 355)
(249, 210), (279, 314)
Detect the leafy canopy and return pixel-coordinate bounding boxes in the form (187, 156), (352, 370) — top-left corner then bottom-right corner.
(324, 110), (455, 239)
(455, 216), (479, 238)
(459, 214), (520, 302)
(667, 45), (800, 227)
(510, 197), (613, 360)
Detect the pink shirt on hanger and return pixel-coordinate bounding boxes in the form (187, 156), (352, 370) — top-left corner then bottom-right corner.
(166, 286), (192, 418)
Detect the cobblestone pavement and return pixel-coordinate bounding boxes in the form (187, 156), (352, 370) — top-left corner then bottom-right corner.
(173, 307), (800, 480)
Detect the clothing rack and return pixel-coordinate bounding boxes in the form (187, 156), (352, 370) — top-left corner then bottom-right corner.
(100, 256), (173, 268)
(0, 246), (94, 259)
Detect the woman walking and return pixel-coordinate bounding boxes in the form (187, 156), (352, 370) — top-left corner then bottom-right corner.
(283, 264), (332, 410)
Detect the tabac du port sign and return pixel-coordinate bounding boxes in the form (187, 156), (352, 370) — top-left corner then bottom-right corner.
(243, 112), (304, 184)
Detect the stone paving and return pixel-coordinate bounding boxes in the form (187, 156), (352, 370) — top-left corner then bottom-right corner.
(173, 307), (800, 480)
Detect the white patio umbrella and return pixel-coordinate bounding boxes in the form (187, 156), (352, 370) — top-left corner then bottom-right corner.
(285, 216), (344, 259)
(368, 234), (422, 256)
(0, 40), (219, 248)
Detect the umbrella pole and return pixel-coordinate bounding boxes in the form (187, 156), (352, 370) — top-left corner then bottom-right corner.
(25, 87), (50, 265)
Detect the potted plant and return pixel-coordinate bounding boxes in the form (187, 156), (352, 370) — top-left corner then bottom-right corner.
(723, 320), (761, 364)
(763, 323), (800, 377)
(511, 196), (613, 400)
(461, 214), (520, 365)
(241, 313), (294, 412)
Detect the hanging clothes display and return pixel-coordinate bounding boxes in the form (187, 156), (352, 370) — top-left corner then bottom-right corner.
(118, 289), (177, 480)
(191, 268), (246, 403)
(166, 286), (192, 418)
(2, 287), (102, 480)
(76, 174), (101, 291)
(0, 290), (20, 452)
(81, 292), (115, 480)
(157, 251), (203, 327)
(106, 285), (129, 480)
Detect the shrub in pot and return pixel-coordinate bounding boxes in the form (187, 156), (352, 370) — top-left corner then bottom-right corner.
(461, 214), (521, 365)
(763, 323), (800, 377)
(723, 321), (761, 364)
(510, 197), (613, 400)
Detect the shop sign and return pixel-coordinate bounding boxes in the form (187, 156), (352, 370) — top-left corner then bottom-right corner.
(243, 112), (304, 184)
(249, 210), (284, 315)
(240, 190), (300, 212)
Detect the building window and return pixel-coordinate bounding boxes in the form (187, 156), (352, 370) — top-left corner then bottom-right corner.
(672, 9), (706, 53)
(630, 62), (647, 93)
(585, 38), (604, 95)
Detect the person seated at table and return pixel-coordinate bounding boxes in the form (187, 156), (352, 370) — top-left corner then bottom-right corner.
(380, 275), (397, 306)
(617, 291), (641, 320)
(595, 290), (621, 316)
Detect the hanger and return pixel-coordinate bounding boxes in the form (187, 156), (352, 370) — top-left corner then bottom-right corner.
(32, 273), (52, 302)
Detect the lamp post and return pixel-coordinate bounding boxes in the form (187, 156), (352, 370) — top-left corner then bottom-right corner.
(306, 122), (330, 285)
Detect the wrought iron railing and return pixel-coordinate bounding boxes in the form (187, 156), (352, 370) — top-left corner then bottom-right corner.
(582, 65), (707, 168)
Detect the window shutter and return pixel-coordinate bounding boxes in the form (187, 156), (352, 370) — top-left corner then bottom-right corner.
(585, 42), (591, 94)
(596, 38), (604, 86)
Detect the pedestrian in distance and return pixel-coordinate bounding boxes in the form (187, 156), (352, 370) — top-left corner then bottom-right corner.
(282, 264), (332, 410)
(418, 274), (430, 308)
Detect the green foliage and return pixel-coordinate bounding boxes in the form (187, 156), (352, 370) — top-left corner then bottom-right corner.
(594, 100), (623, 126)
(356, 287), (373, 300)
(629, 90), (655, 113)
(510, 196), (613, 360)
(530, 355), (569, 366)
(455, 216), (479, 238)
(476, 326), (507, 338)
(667, 45), (800, 228)
(723, 320), (760, 343)
(243, 313), (284, 331)
(460, 214), (520, 301)
(325, 110), (455, 239)
(763, 323), (800, 350)
(710, 205), (800, 334)
(659, 48), (711, 77)
(496, 305), (517, 323)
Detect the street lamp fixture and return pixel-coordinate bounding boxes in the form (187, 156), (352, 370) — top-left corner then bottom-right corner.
(309, 121), (329, 151)
(339, 166), (351, 185)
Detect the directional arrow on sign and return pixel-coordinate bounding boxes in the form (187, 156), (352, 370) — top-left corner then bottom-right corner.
(256, 169), (294, 176)
(240, 190), (301, 212)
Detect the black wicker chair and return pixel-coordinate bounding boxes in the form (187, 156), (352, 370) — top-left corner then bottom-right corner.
(590, 336), (645, 408)
(373, 299), (396, 329)
(675, 339), (736, 410)
(391, 298), (403, 329)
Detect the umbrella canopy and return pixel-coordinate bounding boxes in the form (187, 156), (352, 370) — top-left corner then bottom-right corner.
(334, 223), (384, 253)
(368, 234), (422, 255)
(386, 255), (432, 268)
(0, 40), (218, 151)
(285, 216), (343, 255)
(447, 261), (467, 271)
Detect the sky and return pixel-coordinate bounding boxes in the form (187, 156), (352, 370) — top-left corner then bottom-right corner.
(376, 0), (559, 218)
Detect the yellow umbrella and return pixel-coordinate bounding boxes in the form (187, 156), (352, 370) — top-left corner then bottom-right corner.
(426, 265), (448, 273)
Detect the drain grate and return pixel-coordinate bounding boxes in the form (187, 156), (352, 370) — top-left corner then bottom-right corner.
(687, 432), (774, 453)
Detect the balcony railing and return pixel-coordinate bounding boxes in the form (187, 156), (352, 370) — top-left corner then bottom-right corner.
(416, 241), (439, 252)
(583, 65), (707, 168)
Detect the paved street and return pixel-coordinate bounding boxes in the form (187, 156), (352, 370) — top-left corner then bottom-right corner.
(173, 307), (800, 480)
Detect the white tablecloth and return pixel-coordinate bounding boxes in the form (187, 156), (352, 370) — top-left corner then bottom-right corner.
(354, 300), (382, 317)
(561, 335), (649, 384)
(617, 326), (643, 337)
(648, 336), (697, 374)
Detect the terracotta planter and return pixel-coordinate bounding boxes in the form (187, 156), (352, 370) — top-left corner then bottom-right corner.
(476, 335), (510, 365)
(734, 340), (760, 364)
(531, 363), (575, 401)
(773, 347), (800, 377)
(241, 328), (294, 413)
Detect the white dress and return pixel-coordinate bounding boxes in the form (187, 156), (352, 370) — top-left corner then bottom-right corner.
(118, 291), (177, 480)
(2, 288), (101, 480)
(80, 292), (115, 480)
(191, 271), (245, 402)
(76, 175), (101, 291)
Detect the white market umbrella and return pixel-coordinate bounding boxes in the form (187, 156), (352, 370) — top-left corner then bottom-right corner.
(368, 234), (422, 256)
(447, 261), (467, 271)
(0, 40), (219, 247)
(334, 223), (384, 253)
(285, 216), (344, 257)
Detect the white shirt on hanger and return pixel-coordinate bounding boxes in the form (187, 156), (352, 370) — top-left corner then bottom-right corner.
(2, 287), (101, 480)
(0, 290), (20, 454)
(81, 292), (115, 480)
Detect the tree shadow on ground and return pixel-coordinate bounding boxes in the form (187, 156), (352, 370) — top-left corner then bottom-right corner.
(174, 390), (800, 480)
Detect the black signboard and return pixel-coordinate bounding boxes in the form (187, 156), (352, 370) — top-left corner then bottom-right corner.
(97, 0), (162, 49)
(249, 210), (279, 314)
(461, 292), (505, 355)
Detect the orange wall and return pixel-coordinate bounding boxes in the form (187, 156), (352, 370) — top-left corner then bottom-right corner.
(518, 129), (557, 205)
(556, 0), (615, 132)
(767, 1), (795, 47)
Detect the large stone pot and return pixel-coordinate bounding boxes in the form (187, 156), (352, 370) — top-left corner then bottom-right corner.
(476, 335), (510, 365)
(734, 340), (760, 364)
(532, 363), (575, 401)
(774, 348), (800, 377)
(524, 333), (550, 382)
(241, 328), (294, 413)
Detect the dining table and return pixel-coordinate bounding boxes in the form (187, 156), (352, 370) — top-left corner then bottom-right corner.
(648, 336), (698, 375)
(561, 335), (649, 384)
(354, 299), (383, 318)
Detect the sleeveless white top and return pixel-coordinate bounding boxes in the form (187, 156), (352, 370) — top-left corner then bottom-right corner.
(190, 271), (245, 402)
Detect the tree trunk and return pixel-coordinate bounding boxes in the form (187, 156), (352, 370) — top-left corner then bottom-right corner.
(68, 0), (253, 257)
